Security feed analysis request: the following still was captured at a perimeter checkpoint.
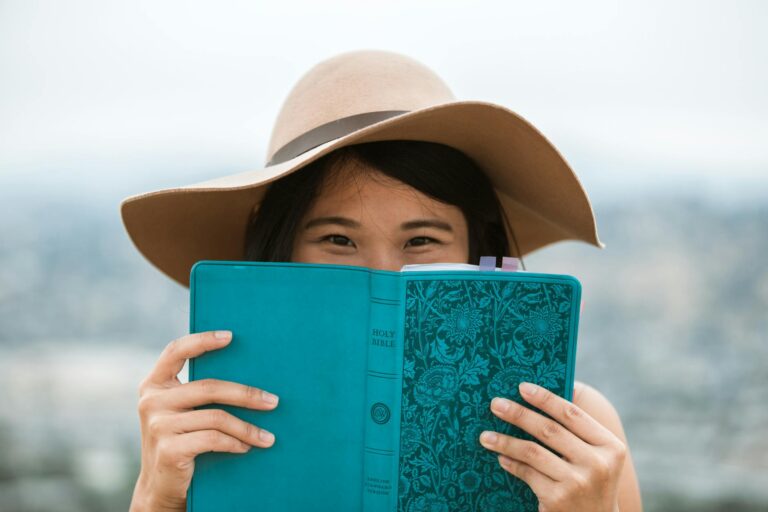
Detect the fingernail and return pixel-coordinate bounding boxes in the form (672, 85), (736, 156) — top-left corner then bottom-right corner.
(480, 431), (498, 445)
(491, 397), (511, 413)
(259, 429), (275, 444)
(214, 330), (232, 339)
(499, 455), (512, 467)
(520, 382), (538, 395)
(261, 390), (279, 405)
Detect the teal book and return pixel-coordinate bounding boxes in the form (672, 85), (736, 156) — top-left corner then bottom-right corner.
(187, 260), (582, 512)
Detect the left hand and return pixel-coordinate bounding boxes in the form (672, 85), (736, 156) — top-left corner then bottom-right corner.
(479, 382), (626, 512)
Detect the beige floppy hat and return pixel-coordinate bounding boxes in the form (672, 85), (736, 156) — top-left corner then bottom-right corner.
(120, 49), (604, 287)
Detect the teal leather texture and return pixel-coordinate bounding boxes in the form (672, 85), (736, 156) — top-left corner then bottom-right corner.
(187, 261), (581, 512)
(397, 276), (578, 512)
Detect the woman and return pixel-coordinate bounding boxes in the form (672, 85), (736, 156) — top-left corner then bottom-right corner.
(122, 50), (642, 511)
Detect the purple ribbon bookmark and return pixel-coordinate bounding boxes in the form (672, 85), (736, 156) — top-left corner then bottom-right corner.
(501, 257), (520, 272)
(479, 256), (496, 271)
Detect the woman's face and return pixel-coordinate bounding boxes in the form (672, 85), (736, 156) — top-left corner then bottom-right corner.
(291, 163), (469, 271)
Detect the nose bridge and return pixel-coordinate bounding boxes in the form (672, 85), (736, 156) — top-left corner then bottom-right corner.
(362, 239), (404, 272)
(365, 254), (403, 272)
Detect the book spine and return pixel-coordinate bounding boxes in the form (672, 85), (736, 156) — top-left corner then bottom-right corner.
(362, 272), (405, 512)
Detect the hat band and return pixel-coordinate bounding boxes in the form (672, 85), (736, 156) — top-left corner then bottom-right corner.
(267, 110), (409, 166)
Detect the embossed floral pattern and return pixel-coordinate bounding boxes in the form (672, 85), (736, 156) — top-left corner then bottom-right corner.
(407, 493), (450, 512)
(518, 305), (563, 349)
(398, 278), (575, 512)
(414, 366), (459, 406)
(399, 475), (411, 496)
(480, 490), (527, 512)
(458, 470), (481, 493)
(445, 303), (483, 343)
(400, 424), (422, 456)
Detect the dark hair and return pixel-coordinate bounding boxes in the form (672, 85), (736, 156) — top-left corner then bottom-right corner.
(244, 140), (511, 264)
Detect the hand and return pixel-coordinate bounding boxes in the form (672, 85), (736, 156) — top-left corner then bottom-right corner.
(479, 382), (626, 512)
(129, 330), (280, 512)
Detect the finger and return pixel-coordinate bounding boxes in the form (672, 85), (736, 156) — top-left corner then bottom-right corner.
(518, 382), (615, 446)
(164, 430), (253, 466)
(480, 431), (571, 482)
(154, 378), (280, 411)
(162, 408), (276, 447)
(490, 396), (588, 463)
(147, 331), (233, 386)
(497, 454), (555, 499)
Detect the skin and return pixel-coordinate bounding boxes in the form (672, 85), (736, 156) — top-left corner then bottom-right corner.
(130, 163), (642, 512)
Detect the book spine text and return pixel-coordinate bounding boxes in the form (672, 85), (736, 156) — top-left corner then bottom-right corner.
(362, 272), (404, 511)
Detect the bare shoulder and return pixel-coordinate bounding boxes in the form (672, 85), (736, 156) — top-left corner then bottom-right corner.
(572, 380), (643, 512)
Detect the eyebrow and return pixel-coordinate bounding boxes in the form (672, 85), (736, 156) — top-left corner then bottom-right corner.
(303, 216), (454, 233)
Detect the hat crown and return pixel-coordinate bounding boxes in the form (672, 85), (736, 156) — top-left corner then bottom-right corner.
(266, 50), (455, 164)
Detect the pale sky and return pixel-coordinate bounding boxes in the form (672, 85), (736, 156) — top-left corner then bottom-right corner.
(1, 0), (766, 204)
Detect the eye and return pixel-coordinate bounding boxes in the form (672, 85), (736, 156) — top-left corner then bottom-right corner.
(321, 234), (355, 247)
(406, 236), (439, 248)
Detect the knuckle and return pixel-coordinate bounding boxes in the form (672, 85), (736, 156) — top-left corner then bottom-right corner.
(147, 416), (164, 438)
(612, 438), (628, 462)
(571, 472), (590, 493)
(522, 441), (542, 463)
(242, 421), (257, 440)
(208, 409), (229, 430)
(165, 336), (182, 356)
(540, 420), (562, 440)
(137, 377), (152, 397)
(199, 378), (219, 395)
(137, 394), (156, 417)
(245, 384), (261, 401)
(564, 403), (583, 419)
(511, 402), (527, 421)
(156, 439), (177, 467)
(590, 457), (612, 480)
(539, 389), (554, 405)
(205, 429), (221, 445)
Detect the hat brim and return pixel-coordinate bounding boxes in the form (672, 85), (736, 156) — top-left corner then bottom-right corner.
(120, 100), (604, 287)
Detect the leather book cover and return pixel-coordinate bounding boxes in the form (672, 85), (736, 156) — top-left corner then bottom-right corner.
(187, 261), (580, 512)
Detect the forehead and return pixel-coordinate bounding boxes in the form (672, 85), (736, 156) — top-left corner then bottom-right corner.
(306, 162), (461, 220)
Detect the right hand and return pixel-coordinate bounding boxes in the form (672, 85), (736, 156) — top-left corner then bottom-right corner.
(129, 330), (279, 512)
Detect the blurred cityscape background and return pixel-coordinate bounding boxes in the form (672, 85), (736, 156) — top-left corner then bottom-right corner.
(1, 1), (766, 511)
